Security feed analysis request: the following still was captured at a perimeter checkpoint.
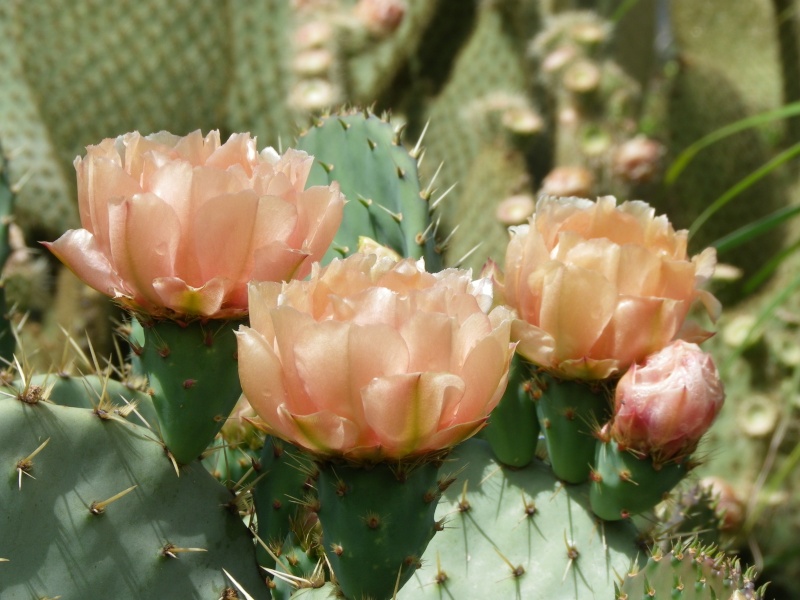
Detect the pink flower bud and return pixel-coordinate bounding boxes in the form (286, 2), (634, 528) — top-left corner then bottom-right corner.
(611, 341), (724, 463)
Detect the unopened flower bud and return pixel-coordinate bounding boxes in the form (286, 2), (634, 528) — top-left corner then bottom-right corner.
(611, 341), (724, 463)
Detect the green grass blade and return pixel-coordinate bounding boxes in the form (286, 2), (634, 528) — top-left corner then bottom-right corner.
(666, 101), (800, 183)
(712, 205), (800, 254)
(688, 140), (800, 239)
(742, 237), (800, 294)
(722, 269), (800, 370)
(611, 0), (641, 21)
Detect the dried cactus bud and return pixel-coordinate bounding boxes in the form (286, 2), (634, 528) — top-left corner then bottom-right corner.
(563, 59), (601, 93)
(354, 0), (406, 37)
(611, 341), (725, 463)
(292, 49), (335, 77)
(293, 21), (335, 50)
(613, 136), (665, 183)
(495, 194), (535, 226)
(539, 166), (594, 198)
(289, 79), (339, 111)
(541, 46), (577, 73)
(501, 107), (544, 137)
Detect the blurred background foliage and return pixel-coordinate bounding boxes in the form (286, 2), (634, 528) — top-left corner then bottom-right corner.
(1, 0), (799, 596)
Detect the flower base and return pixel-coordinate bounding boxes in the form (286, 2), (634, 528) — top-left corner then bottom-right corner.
(316, 459), (443, 600)
(138, 317), (244, 465)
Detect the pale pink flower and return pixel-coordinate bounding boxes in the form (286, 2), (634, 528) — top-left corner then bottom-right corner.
(611, 340), (724, 463)
(503, 195), (720, 379)
(45, 131), (344, 319)
(236, 254), (515, 461)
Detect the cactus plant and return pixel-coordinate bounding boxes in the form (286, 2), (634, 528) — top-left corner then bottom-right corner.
(397, 438), (642, 599)
(296, 110), (442, 270)
(0, 393), (268, 598)
(616, 540), (767, 599)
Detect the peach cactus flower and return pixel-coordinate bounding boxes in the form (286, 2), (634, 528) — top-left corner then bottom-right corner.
(503, 195), (720, 379)
(610, 340), (724, 463)
(45, 131), (344, 319)
(236, 254), (515, 461)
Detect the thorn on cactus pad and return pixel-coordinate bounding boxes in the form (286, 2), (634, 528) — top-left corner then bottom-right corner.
(15, 437), (50, 490)
(331, 543), (344, 556)
(17, 384), (44, 404)
(367, 138), (377, 151)
(89, 484), (138, 515)
(337, 119), (350, 131)
(160, 542), (208, 559)
(182, 379), (196, 389)
(522, 495), (537, 518)
(363, 512), (382, 530)
(494, 547), (525, 578)
(219, 587), (239, 600)
(457, 480), (470, 512)
(319, 161), (334, 174)
(422, 488), (439, 504)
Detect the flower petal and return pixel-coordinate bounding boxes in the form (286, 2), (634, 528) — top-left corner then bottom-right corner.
(43, 229), (127, 298)
(361, 372), (465, 455)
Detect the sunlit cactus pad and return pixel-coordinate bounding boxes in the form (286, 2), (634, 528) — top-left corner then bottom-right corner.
(297, 110), (441, 269)
(0, 396), (268, 599)
(397, 438), (642, 599)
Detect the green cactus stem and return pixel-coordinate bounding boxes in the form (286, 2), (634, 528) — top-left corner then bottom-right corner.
(532, 371), (611, 484)
(0, 142), (16, 362)
(137, 316), (245, 465)
(590, 439), (687, 521)
(254, 437), (315, 569)
(482, 353), (540, 468)
(316, 458), (443, 600)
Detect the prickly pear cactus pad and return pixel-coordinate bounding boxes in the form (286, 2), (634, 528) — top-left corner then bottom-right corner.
(397, 438), (642, 600)
(0, 397), (268, 598)
(296, 110), (441, 270)
(617, 541), (766, 600)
